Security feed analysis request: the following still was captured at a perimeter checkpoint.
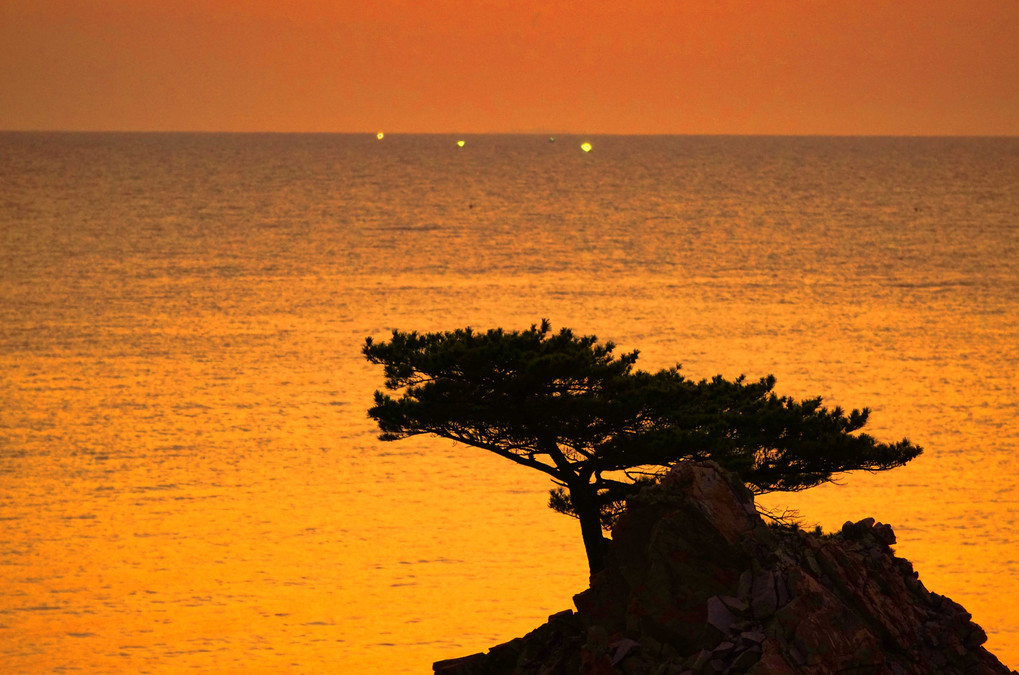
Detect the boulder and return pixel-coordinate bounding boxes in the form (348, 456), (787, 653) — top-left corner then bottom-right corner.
(434, 461), (1016, 674)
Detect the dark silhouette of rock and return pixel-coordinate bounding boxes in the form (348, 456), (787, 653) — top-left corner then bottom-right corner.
(434, 461), (1016, 675)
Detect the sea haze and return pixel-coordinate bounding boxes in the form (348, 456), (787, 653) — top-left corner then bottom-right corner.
(1, 132), (1017, 672)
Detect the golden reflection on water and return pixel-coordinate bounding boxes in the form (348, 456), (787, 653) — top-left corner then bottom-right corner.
(4, 282), (1015, 672)
(1, 134), (1017, 672)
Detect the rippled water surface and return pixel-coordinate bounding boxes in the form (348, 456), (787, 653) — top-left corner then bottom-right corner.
(1, 133), (1017, 672)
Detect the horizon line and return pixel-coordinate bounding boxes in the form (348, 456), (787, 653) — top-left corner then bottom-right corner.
(3, 129), (1018, 139)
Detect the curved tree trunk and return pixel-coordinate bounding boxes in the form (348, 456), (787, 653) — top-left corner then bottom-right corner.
(568, 482), (608, 576)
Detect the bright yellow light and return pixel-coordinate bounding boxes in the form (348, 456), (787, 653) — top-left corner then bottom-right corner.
(457, 140), (465, 147)
(377, 132), (384, 140)
(580, 142), (592, 152)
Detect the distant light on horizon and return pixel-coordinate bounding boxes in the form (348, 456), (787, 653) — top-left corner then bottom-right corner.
(377, 132), (384, 140)
(457, 140), (465, 147)
(580, 142), (592, 152)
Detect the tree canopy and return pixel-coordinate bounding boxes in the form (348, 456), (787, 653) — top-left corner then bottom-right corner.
(363, 320), (922, 575)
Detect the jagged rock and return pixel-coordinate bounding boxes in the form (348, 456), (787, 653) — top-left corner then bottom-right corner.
(434, 461), (1016, 675)
(751, 570), (779, 619)
(705, 595), (738, 640)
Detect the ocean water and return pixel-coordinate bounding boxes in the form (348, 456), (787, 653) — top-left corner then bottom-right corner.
(1, 132), (1017, 672)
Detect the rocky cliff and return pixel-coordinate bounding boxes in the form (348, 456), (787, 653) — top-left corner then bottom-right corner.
(434, 461), (1016, 674)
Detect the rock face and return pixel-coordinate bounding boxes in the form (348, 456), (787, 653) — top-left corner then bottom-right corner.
(434, 461), (1016, 675)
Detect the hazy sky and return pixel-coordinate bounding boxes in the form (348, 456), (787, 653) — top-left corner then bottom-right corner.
(2, 0), (1018, 135)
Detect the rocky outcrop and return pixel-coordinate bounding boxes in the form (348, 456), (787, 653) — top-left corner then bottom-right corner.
(434, 461), (1016, 674)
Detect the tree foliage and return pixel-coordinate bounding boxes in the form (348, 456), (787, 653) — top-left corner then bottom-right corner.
(363, 320), (921, 575)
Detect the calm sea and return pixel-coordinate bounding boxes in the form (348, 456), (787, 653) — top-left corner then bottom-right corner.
(1, 133), (1017, 672)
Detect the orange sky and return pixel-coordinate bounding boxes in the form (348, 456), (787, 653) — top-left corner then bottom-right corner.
(2, 0), (1018, 135)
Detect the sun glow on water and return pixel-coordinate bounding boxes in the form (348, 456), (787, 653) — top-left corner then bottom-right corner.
(580, 142), (592, 152)
(3, 134), (1018, 673)
(377, 131), (384, 140)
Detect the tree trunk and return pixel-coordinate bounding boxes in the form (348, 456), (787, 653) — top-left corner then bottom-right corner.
(568, 482), (608, 576)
